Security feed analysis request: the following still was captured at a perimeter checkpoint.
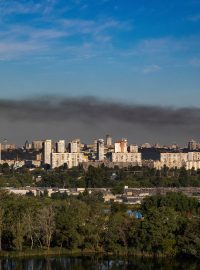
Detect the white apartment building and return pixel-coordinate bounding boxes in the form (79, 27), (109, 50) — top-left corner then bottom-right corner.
(106, 135), (112, 147)
(56, 140), (66, 153)
(129, 144), (139, 153)
(160, 153), (188, 168)
(93, 139), (98, 152)
(186, 160), (200, 170)
(159, 152), (200, 169)
(186, 152), (200, 170)
(114, 139), (128, 153)
(69, 139), (81, 153)
(51, 152), (84, 169)
(112, 139), (141, 165)
(142, 160), (162, 170)
(111, 152), (142, 165)
(188, 152), (200, 161)
(44, 140), (52, 165)
(97, 139), (104, 161)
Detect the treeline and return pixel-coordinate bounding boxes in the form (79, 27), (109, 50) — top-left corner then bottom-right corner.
(0, 190), (199, 258)
(0, 163), (200, 190)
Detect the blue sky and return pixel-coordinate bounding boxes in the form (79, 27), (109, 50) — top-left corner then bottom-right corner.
(0, 0), (200, 106)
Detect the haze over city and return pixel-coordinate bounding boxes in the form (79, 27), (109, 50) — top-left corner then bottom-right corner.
(0, 0), (200, 144)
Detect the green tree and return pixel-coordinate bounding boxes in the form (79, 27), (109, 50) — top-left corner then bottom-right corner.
(104, 212), (130, 252)
(37, 205), (55, 249)
(55, 199), (89, 249)
(139, 207), (180, 255)
(177, 216), (200, 257)
(1, 163), (10, 174)
(0, 206), (4, 251)
(179, 167), (189, 186)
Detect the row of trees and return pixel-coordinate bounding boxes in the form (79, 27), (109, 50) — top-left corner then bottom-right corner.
(1, 164), (200, 189)
(0, 190), (199, 257)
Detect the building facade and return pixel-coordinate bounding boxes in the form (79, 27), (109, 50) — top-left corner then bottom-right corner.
(111, 152), (142, 165)
(97, 139), (104, 161)
(160, 152), (188, 168)
(56, 140), (65, 153)
(43, 140), (52, 165)
(106, 134), (112, 147)
(51, 152), (84, 169)
(114, 139), (128, 153)
(32, 140), (44, 150)
(69, 139), (81, 153)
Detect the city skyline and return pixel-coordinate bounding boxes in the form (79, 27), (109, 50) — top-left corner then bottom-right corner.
(2, 137), (200, 171)
(0, 135), (199, 149)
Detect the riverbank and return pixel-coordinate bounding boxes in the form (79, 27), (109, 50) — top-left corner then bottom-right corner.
(0, 248), (196, 259)
(0, 248), (88, 259)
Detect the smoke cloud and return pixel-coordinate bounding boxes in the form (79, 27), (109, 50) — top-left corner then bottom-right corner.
(0, 96), (200, 126)
(0, 96), (199, 145)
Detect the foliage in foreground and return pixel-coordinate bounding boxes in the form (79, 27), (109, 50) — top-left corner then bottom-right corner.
(0, 191), (199, 258)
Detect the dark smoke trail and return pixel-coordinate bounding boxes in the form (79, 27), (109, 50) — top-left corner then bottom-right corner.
(0, 96), (200, 127)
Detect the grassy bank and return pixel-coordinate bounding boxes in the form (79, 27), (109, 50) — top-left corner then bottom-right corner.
(0, 248), (183, 259)
(0, 248), (90, 259)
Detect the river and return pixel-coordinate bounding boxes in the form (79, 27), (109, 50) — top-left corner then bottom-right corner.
(0, 256), (199, 270)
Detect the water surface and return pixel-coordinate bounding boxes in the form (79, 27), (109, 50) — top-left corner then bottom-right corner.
(0, 256), (199, 270)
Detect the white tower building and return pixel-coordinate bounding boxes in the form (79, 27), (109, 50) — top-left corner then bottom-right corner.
(56, 140), (65, 153)
(44, 140), (52, 165)
(97, 139), (104, 161)
(69, 139), (81, 153)
(106, 134), (112, 147)
(114, 139), (128, 153)
(129, 144), (139, 153)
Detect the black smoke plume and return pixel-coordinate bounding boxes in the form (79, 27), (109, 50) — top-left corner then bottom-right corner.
(0, 96), (199, 126)
(0, 96), (199, 144)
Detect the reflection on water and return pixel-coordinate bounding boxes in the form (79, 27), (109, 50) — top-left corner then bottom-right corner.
(0, 256), (199, 270)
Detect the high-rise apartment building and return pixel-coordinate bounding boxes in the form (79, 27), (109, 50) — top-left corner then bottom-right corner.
(93, 139), (98, 152)
(97, 139), (104, 160)
(56, 140), (65, 153)
(43, 140), (52, 165)
(106, 134), (112, 147)
(129, 144), (139, 153)
(114, 139), (128, 153)
(69, 139), (81, 153)
(112, 139), (141, 165)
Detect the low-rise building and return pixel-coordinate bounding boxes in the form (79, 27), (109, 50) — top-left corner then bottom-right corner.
(111, 152), (142, 165)
(160, 152), (188, 168)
